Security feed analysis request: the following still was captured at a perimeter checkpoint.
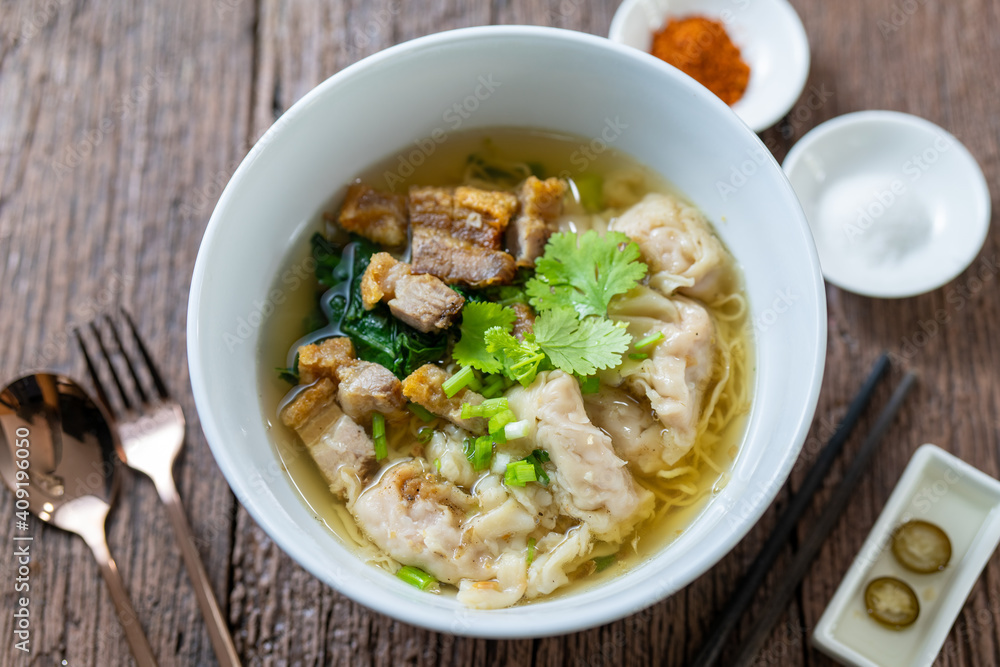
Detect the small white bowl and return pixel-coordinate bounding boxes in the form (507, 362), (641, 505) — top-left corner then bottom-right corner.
(784, 111), (991, 298)
(813, 444), (1000, 667)
(608, 0), (810, 132)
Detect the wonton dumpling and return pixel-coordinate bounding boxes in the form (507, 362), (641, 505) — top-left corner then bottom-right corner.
(610, 193), (728, 302)
(599, 286), (718, 471)
(507, 371), (654, 541)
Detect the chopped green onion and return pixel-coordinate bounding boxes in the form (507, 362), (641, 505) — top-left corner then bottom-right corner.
(593, 554), (616, 572)
(442, 366), (476, 398)
(574, 173), (604, 212)
(433, 458), (441, 472)
(416, 427), (434, 444)
(504, 460), (538, 486)
(527, 537), (536, 565)
(488, 409), (517, 434)
(635, 331), (665, 351)
(465, 435), (494, 471)
(408, 403), (436, 422)
(466, 370), (483, 393)
(504, 420), (530, 441)
(460, 397), (509, 419)
(491, 427), (507, 445)
(396, 565), (438, 591)
(372, 413), (388, 461)
(577, 374), (600, 395)
(629, 352), (649, 361)
(524, 449), (550, 485)
(480, 375), (506, 399)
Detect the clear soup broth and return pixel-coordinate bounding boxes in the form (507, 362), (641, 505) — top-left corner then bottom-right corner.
(258, 128), (752, 601)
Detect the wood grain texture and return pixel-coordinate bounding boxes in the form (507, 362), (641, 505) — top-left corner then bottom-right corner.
(0, 0), (997, 665)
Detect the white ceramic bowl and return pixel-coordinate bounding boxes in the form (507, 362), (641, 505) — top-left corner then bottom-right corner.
(609, 0), (811, 133)
(784, 111), (991, 298)
(188, 25), (827, 638)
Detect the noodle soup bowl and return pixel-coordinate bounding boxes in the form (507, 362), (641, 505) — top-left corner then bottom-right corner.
(188, 25), (826, 637)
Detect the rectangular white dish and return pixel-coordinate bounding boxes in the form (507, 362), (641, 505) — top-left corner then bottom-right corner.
(813, 443), (1000, 667)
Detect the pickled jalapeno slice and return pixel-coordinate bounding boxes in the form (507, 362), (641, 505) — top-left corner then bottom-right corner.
(864, 577), (920, 629)
(891, 520), (952, 573)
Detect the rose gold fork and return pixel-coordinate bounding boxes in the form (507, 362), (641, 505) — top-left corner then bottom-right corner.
(76, 311), (241, 667)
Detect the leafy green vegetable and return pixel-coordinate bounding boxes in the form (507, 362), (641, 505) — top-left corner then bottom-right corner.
(532, 307), (632, 376)
(322, 236), (447, 378)
(311, 233), (345, 289)
(452, 302), (517, 372)
(484, 327), (545, 387)
(526, 230), (647, 318)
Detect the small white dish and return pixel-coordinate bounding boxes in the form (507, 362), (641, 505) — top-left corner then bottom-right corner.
(813, 444), (1000, 667)
(608, 0), (811, 132)
(784, 111), (991, 298)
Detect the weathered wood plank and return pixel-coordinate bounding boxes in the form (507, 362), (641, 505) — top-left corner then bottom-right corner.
(1, 0), (999, 665)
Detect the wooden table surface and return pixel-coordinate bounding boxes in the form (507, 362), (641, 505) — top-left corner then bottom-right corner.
(2, 0), (999, 665)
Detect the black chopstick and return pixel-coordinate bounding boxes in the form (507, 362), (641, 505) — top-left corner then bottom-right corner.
(732, 370), (918, 666)
(689, 352), (892, 667)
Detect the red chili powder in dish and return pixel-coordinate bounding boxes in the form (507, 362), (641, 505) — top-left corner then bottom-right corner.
(651, 16), (751, 106)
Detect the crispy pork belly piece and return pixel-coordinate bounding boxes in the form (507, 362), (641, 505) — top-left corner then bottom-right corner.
(297, 337), (356, 385)
(351, 460), (494, 584)
(280, 378), (376, 503)
(401, 364), (486, 434)
(360, 252), (412, 309)
(335, 360), (407, 424)
(360, 252), (464, 332)
(507, 371), (655, 542)
(508, 176), (567, 267)
(409, 186), (518, 287)
(510, 302), (536, 341)
(337, 183), (408, 247)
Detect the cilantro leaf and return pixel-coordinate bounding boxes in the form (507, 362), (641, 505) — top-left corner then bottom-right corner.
(526, 231), (648, 318)
(484, 327), (545, 387)
(452, 302), (517, 373)
(533, 307), (632, 376)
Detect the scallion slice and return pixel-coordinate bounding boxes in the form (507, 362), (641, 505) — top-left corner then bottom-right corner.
(504, 420), (530, 441)
(629, 352), (649, 361)
(408, 402), (436, 422)
(634, 331), (665, 351)
(488, 408), (517, 434)
(416, 427), (434, 444)
(465, 435), (493, 471)
(504, 460), (538, 486)
(593, 554), (616, 572)
(372, 413), (388, 461)
(527, 537), (537, 565)
(577, 374), (600, 395)
(442, 366), (475, 398)
(396, 565), (438, 591)
(460, 397), (509, 419)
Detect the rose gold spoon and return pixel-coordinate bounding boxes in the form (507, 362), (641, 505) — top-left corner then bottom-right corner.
(0, 373), (157, 666)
